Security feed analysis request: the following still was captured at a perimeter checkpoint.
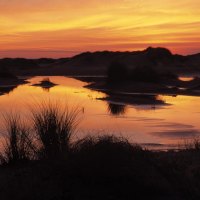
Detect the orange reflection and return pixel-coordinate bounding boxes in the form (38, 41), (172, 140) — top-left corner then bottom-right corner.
(0, 76), (200, 149)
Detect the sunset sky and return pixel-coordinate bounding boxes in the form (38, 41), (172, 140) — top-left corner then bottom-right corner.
(0, 0), (200, 58)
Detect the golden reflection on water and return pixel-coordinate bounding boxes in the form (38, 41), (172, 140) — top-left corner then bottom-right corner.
(0, 76), (200, 149)
(179, 77), (194, 81)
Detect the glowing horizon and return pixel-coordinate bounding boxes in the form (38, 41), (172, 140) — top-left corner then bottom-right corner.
(0, 0), (200, 58)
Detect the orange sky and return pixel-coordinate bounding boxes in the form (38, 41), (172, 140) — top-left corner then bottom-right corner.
(0, 0), (200, 58)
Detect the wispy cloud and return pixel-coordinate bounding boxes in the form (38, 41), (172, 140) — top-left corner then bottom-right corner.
(0, 0), (200, 57)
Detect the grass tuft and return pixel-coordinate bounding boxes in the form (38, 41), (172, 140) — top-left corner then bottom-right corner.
(0, 113), (36, 164)
(30, 100), (82, 160)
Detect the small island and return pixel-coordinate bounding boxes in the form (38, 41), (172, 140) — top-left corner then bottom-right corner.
(32, 78), (57, 90)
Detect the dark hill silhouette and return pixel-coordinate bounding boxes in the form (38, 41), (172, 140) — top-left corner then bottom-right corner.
(40, 47), (200, 75)
(0, 58), (38, 70)
(0, 47), (200, 75)
(0, 58), (60, 75)
(61, 47), (175, 74)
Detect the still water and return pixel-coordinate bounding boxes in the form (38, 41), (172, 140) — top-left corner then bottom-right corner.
(0, 76), (200, 150)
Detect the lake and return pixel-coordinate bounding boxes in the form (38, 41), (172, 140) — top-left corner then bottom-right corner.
(0, 76), (200, 150)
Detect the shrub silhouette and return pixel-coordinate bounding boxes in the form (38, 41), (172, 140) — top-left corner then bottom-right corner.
(107, 61), (128, 83)
(41, 77), (51, 84)
(107, 62), (177, 84)
(130, 66), (160, 83)
(71, 135), (145, 175)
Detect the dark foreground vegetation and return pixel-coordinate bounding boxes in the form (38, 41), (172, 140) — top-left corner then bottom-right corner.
(1, 102), (200, 200)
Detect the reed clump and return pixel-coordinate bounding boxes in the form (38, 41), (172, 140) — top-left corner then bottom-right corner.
(0, 113), (36, 164)
(0, 100), (82, 163)
(30, 100), (82, 160)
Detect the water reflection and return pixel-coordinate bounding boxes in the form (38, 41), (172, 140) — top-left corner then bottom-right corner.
(179, 76), (194, 81)
(100, 92), (169, 111)
(107, 103), (127, 116)
(0, 85), (18, 96)
(42, 87), (51, 92)
(151, 129), (200, 139)
(0, 76), (199, 149)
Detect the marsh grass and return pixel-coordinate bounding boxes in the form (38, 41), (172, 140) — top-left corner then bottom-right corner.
(0, 113), (36, 164)
(1, 112), (200, 199)
(183, 138), (200, 151)
(72, 135), (141, 152)
(30, 100), (82, 160)
(71, 135), (145, 171)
